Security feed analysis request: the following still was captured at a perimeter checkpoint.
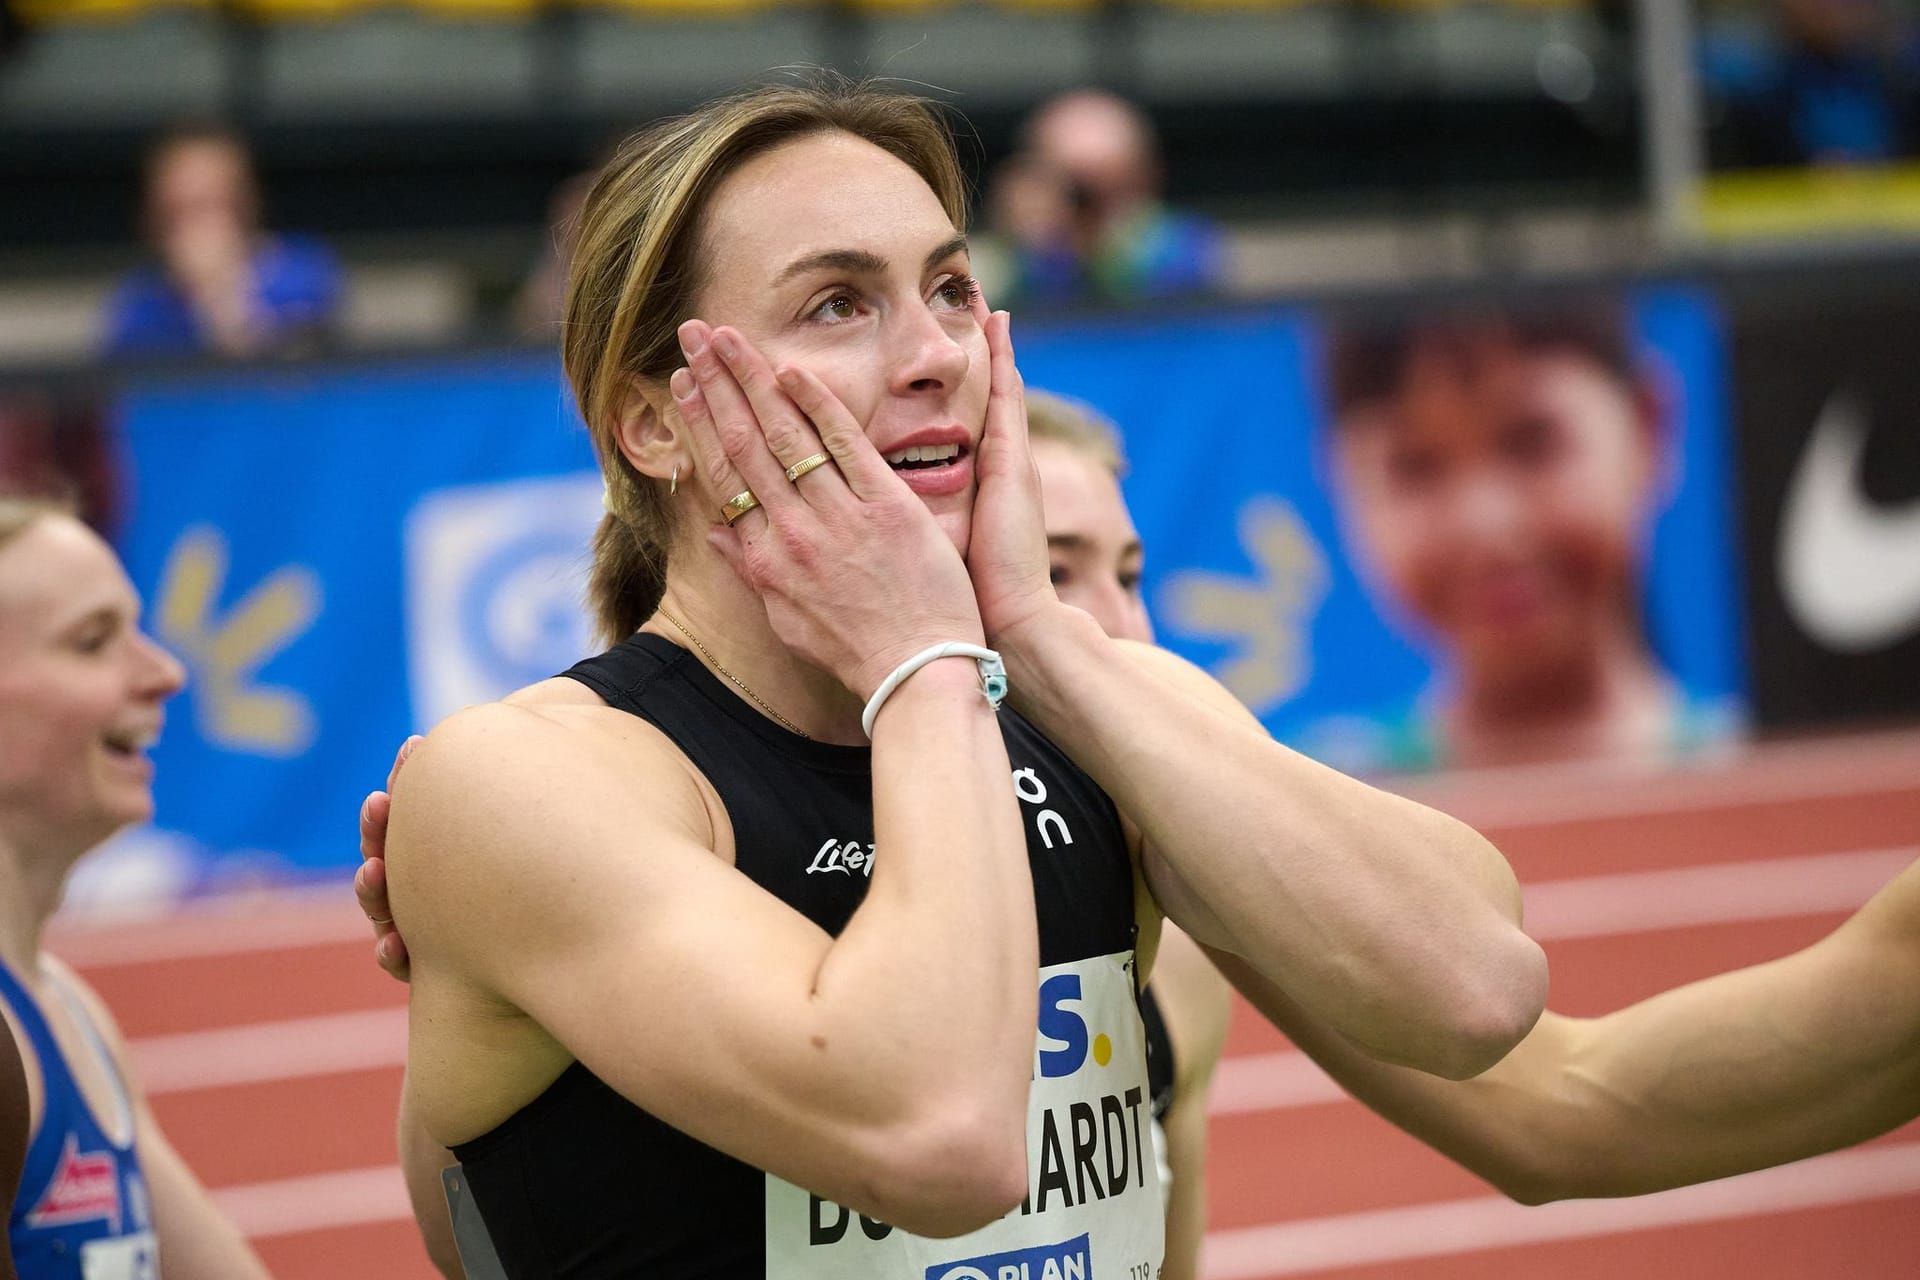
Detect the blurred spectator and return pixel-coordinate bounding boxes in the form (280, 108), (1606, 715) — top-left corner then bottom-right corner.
(1321, 300), (1733, 771)
(1703, 0), (1920, 167)
(103, 125), (342, 359)
(985, 90), (1225, 308)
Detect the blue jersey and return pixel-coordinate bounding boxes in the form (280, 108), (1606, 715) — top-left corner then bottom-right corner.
(0, 959), (157, 1279)
(101, 233), (342, 358)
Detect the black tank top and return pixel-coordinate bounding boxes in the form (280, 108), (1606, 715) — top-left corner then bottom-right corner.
(452, 634), (1164, 1279)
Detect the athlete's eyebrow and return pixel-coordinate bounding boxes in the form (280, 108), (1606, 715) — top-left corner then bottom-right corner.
(1046, 533), (1145, 558)
(773, 235), (969, 288)
(774, 248), (886, 287)
(51, 602), (125, 643)
(923, 234), (969, 272)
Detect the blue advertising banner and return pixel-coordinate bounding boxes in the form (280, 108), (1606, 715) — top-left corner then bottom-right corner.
(1016, 287), (1745, 773)
(114, 353), (599, 881)
(106, 289), (1745, 885)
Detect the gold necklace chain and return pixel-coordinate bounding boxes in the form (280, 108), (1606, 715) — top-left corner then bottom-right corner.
(654, 607), (813, 740)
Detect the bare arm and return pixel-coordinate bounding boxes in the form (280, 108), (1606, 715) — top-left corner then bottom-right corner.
(1218, 857), (1920, 1202)
(997, 614), (1546, 1079)
(47, 961), (269, 1279)
(135, 1127), (273, 1279)
(959, 292), (1536, 1077)
(398, 1081), (464, 1279)
(1150, 925), (1231, 1280)
(390, 679), (1036, 1239)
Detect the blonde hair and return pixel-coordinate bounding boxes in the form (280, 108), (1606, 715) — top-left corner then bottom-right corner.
(0, 494), (76, 554)
(566, 76), (970, 646)
(1023, 389), (1127, 476)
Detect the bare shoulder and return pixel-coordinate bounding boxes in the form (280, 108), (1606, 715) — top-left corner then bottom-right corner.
(37, 958), (134, 1077)
(395, 696), (710, 840)
(386, 698), (720, 968)
(39, 959), (114, 1034)
(504, 674), (607, 710)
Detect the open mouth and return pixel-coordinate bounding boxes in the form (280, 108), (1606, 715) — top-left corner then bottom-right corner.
(100, 726), (158, 761)
(883, 442), (966, 472)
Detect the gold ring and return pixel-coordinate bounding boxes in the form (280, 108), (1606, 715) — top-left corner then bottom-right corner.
(721, 489), (760, 525)
(366, 914), (393, 927)
(784, 452), (832, 484)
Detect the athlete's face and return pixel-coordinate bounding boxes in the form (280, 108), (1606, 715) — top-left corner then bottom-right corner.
(0, 517), (185, 855)
(1034, 442), (1152, 644)
(1332, 338), (1660, 684)
(681, 131), (991, 553)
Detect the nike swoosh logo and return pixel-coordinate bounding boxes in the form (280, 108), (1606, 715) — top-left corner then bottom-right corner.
(1778, 389), (1920, 653)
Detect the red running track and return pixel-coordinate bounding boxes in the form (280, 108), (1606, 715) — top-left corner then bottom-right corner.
(44, 728), (1920, 1279)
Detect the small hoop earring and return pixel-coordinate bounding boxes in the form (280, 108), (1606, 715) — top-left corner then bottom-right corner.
(670, 464), (679, 497)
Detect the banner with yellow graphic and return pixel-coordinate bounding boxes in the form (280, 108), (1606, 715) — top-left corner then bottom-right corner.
(114, 353), (597, 878)
(104, 291), (1745, 884)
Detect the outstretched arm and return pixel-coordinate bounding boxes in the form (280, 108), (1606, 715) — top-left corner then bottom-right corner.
(1001, 620), (1546, 1079)
(1219, 856), (1920, 1202)
(961, 299), (1544, 1081)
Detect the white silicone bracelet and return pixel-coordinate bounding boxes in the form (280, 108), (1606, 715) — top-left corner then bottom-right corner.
(861, 642), (1009, 739)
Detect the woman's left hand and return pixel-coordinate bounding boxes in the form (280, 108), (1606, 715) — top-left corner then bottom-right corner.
(965, 298), (1056, 646)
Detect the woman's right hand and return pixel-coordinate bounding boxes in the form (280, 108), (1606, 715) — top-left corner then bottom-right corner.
(356, 734), (421, 983)
(674, 319), (986, 703)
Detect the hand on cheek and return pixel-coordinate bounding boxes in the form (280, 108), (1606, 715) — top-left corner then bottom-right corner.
(674, 320), (986, 703)
(963, 308), (1055, 647)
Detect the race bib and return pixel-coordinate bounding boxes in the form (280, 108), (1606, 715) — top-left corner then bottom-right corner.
(81, 1232), (159, 1280)
(766, 952), (1164, 1280)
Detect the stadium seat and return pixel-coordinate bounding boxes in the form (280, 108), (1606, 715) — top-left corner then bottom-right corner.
(0, 2), (226, 123)
(854, 2), (1099, 105)
(1387, 0), (1604, 95)
(572, 0), (798, 18)
(253, 6), (540, 119)
(568, 3), (831, 113)
(1135, 0), (1349, 100)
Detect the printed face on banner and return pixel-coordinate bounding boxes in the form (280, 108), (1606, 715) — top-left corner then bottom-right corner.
(1014, 287), (1746, 776)
(1324, 320), (1669, 749)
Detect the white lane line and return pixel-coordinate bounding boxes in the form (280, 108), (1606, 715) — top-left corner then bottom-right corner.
(133, 1007), (406, 1096)
(1210, 1051), (1345, 1115)
(45, 735), (1920, 969)
(120, 849), (1910, 1103)
(1395, 730), (1920, 830)
(50, 887), (368, 966)
(213, 1165), (412, 1240)
(210, 1142), (1920, 1253)
(1521, 846), (1914, 941)
(1201, 1142), (1920, 1279)
(60, 840), (1914, 974)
